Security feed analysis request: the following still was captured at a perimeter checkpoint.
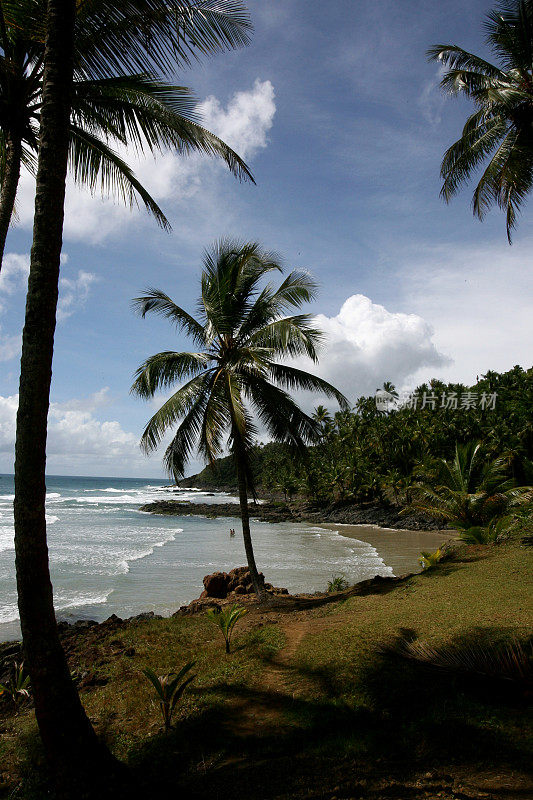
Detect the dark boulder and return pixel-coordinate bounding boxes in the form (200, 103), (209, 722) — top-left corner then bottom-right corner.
(203, 572), (229, 598)
(202, 566), (268, 598)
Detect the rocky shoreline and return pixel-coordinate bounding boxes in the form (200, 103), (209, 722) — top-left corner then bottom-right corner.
(139, 498), (446, 531)
(0, 565), (420, 685)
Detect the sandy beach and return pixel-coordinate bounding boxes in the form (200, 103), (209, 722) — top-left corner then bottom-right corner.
(319, 524), (455, 575)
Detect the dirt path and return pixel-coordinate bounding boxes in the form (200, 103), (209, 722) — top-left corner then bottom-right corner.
(260, 618), (313, 695)
(226, 610), (343, 738)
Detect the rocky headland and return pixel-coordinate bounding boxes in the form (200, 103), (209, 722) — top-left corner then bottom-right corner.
(139, 498), (446, 530)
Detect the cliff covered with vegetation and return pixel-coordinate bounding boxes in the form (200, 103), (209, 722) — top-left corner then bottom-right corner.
(181, 366), (533, 506)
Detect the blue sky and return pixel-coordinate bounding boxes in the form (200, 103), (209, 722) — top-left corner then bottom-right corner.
(1, 0), (532, 477)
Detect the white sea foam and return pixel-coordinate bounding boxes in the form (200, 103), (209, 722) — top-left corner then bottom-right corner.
(0, 516), (57, 553)
(54, 589), (114, 612)
(0, 588), (114, 625)
(0, 528), (14, 553)
(117, 529), (181, 573)
(72, 489), (239, 506)
(0, 602), (19, 624)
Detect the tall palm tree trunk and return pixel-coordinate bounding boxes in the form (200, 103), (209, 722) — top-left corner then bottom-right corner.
(232, 440), (266, 599)
(13, 0), (119, 792)
(0, 131), (22, 271)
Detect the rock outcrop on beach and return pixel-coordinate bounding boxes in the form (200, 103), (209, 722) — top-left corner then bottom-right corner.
(200, 566), (288, 599)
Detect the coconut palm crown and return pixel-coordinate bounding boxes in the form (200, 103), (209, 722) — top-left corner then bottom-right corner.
(428, 0), (533, 242)
(0, 0), (254, 269)
(131, 240), (348, 595)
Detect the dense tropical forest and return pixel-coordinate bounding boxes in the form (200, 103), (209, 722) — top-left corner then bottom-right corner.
(184, 365), (533, 506)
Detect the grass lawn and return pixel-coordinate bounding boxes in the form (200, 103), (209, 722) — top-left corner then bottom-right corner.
(0, 540), (531, 799)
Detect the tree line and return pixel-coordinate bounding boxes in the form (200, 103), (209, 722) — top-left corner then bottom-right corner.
(189, 365), (533, 507)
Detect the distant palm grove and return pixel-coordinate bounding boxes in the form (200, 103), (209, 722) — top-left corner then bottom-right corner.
(187, 365), (533, 509)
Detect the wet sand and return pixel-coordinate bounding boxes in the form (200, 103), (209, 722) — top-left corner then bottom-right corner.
(319, 523), (456, 575)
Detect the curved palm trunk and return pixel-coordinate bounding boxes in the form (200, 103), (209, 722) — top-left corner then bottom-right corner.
(0, 132), (22, 271)
(14, 0), (120, 793)
(233, 447), (266, 600)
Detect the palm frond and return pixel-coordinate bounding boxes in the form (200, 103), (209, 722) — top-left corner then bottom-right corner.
(74, 0), (253, 81)
(72, 76), (253, 182)
(428, 4), (533, 240)
(244, 372), (321, 451)
(198, 369), (231, 464)
(131, 351), (210, 398)
(247, 315), (324, 361)
(440, 114), (508, 200)
(268, 363), (349, 410)
(427, 44), (504, 82)
(132, 289), (206, 346)
(68, 124), (171, 230)
(238, 269), (319, 341)
(140, 371), (213, 453)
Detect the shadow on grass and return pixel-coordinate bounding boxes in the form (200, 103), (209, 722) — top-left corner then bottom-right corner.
(123, 625), (531, 799)
(6, 622), (530, 799)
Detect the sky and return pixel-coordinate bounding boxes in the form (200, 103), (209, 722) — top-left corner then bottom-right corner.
(1, 0), (532, 478)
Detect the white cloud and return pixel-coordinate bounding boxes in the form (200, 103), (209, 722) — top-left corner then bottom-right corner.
(197, 78), (275, 159)
(0, 394), (18, 453)
(57, 270), (98, 321)
(292, 294), (449, 405)
(0, 334), (21, 363)
(0, 253), (29, 302)
(0, 256), (28, 360)
(0, 390), (150, 473)
(58, 387), (111, 412)
(13, 79), (277, 245)
(418, 65), (446, 127)
(398, 238), (533, 386)
(0, 255), (95, 362)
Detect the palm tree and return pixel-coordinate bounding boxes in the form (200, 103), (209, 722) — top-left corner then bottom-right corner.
(428, 0), (533, 242)
(13, 0), (123, 791)
(0, 0), (253, 269)
(132, 240), (348, 596)
(382, 381), (398, 398)
(409, 441), (533, 529)
(312, 404), (334, 438)
(12, 0), (252, 791)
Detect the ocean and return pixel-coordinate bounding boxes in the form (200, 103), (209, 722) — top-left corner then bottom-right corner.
(0, 474), (393, 641)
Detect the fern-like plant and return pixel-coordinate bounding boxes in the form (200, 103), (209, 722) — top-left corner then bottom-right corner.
(393, 638), (532, 687)
(0, 661), (30, 707)
(409, 441), (533, 529)
(142, 662), (196, 731)
(206, 604), (248, 653)
(327, 574), (349, 593)
(459, 515), (514, 545)
(418, 548), (444, 570)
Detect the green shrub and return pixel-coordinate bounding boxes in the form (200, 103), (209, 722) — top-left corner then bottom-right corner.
(206, 604), (248, 653)
(327, 574), (349, 593)
(459, 516), (514, 544)
(418, 548), (444, 570)
(0, 662), (30, 707)
(142, 662), (196, 731)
